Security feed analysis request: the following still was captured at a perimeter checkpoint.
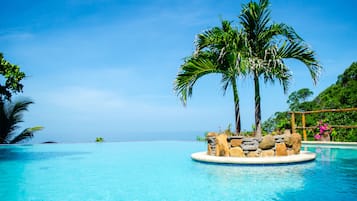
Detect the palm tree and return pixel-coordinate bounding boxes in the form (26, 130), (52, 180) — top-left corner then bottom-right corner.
(0, 99), (43, 144)
(174, 20), (246, 134)
(239, 0), (321, 137)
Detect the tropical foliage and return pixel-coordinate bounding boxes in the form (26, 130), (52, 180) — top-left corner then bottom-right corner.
(174, 20), (246, 134)
(263, 62), (357, 142)
(0, 53), (26, 102)
(0, 52), (42, 144)
(239, 0), (321, 137)
(175, 0), (321, 137)
(95, 137), (104, 142)
(262, 111), (291, 133)
(0, 99), (43, 144)
(287, 88), (314, 111)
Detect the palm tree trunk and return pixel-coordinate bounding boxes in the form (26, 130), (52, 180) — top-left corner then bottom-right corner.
(0, 101), (6, 144)
(254, 73), (262, 138)
(231, 78), (241, 135)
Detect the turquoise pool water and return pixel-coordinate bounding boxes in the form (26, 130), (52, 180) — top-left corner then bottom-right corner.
(0, 141), (356, 201)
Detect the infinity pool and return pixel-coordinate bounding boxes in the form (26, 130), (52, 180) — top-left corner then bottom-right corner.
(0, 141), (356, 201)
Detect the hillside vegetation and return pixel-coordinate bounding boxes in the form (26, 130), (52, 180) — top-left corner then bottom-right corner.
(263, 62), (357, 141)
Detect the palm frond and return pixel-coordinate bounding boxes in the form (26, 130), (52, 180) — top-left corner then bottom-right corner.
(221, 77), (231, 95)
(174, 54), (222, 105)
(240, 0), (271, 45)
(7, 100), (33, 131)
(195, 20), (235, 53)
(175, 19), (247, 133)
(177, 20), (247, 105)
(9, 126), (43, 144)
(268, 23), (301, 41)
(277, 41), (321, 84)
(195, 26), (224, 53)
(0, 99), (36, 144)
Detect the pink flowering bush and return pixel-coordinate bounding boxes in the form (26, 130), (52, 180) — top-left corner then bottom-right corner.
(314, 120), (332, 140)
(314, 133), (321, 140)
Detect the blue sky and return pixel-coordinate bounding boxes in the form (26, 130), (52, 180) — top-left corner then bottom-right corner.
(1, 0), (356, 143)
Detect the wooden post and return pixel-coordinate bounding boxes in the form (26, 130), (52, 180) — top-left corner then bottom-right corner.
(291, 112), (296, 134)
(288, 108), (357, 140)
(302, 113), (307, 141)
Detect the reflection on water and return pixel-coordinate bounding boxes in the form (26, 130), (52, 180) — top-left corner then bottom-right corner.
(275, 146), (357, 200)
(0, 146), (90, 161)
(194, 160), (316, 200)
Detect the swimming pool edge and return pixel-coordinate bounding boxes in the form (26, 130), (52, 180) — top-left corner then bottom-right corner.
(191, 151), (316, 165)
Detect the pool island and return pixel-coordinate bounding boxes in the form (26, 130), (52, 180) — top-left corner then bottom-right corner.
(192, 132), (316, 165)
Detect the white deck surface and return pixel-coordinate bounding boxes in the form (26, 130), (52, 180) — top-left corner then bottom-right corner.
(191, 151), (316, 165)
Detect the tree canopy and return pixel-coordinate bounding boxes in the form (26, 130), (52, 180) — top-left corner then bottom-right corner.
(239, 0), (321, 137)
(174, 0), (320, 137)
(263, 62), (357, 141)
(0, 53), (26, 102)
(0, 53), (42, 144)
(315, 62), (357, 109)
(174, 20), (246, 134)
(287, 88), (314, 111)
